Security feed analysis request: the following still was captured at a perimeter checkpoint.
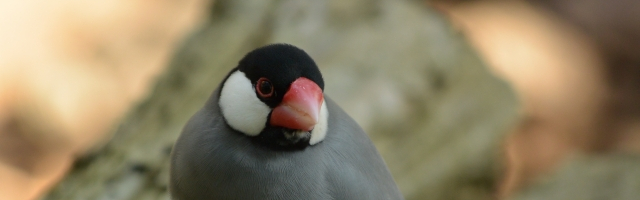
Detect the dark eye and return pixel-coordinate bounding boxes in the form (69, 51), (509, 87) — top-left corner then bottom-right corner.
(256, 78), (274, 98)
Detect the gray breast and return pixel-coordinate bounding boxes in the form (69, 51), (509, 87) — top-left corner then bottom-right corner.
(169, 94), (403, 200)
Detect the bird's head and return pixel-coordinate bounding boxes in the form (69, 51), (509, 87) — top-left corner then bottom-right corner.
(218, 44), (328, 149)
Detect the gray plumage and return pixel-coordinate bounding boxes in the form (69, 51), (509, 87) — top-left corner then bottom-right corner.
(169, 88), (404, 200)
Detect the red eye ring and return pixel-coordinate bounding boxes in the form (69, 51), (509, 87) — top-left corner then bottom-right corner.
(256, 78), (274, 98)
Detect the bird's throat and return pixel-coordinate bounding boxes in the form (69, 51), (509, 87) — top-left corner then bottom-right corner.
(252, 127), (311, 151)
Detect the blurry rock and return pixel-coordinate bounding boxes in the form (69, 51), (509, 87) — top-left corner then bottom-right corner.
(500, 0), (640, 199)
(514, 155), (640, 200)
(44, 0), (517, 200)
(433, 1), (609, 197)
(530, 0), (640, 153)
(0, 0), (207, 199)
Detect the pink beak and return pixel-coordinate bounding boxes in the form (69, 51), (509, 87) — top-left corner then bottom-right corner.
(269, 77), (323, 131)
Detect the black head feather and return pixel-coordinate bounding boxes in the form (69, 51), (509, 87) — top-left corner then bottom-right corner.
(236, 44), (324, 107)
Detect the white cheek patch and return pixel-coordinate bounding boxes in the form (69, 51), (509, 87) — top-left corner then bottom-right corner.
(309, 100), (329, 145)
(219, 71), (271, 136)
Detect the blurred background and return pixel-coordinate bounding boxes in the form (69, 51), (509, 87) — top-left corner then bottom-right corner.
(0, 0), (638, 199)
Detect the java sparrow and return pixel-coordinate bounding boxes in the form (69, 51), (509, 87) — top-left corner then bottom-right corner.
(169, 44), (404, 200)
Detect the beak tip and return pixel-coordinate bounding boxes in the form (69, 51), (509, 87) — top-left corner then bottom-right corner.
(270, 104), (319, 131)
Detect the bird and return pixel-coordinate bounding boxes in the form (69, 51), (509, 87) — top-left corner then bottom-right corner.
(169, 43), (404, 200)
